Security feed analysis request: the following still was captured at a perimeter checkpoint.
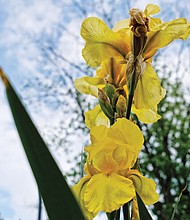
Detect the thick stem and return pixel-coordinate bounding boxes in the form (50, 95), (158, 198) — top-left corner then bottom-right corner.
(123, 202), (130, 220)
(125, 34), (139, 120)
(126, 74), (136, 119)
(109, 34), (144, 220)
(109, 117), (115, 126)
(115, 208), (120, 220)
(107, 209), (120, 220)
(124, 33), (143, 219)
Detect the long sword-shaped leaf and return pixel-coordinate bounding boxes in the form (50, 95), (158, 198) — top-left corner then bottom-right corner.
(0, 68), (85, 220)
(123, 202), (130, 220)
(136, 193), (152, 220)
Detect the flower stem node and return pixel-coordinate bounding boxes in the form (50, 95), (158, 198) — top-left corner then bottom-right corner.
(116, 95), (127, 118)
(126, 53), (134, 82)
(135, 54), (146, 80)
(105, 83), (119, 107)
(98, 88), (114, 119)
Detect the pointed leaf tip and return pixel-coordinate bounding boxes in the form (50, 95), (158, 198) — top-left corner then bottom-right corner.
(136, 193), (153, 220)
(0, 68), (9, 88)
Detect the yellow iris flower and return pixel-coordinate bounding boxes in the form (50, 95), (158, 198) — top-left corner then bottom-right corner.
(85, 105), (110, 129)
(72, 118), (159, 218)
(75, 56), (165, 124)
(80, 4), (189, 68)
(75, 4), (189, 124)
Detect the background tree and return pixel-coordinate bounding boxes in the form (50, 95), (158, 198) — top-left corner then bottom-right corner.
(138, 65), (190, 219)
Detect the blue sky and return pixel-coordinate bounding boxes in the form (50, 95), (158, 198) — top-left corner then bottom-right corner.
(0, 0), (190, 219)
(0, 190), (14, 218)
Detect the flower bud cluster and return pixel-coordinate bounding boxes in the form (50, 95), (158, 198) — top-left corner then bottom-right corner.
(129, 8), (150, 37)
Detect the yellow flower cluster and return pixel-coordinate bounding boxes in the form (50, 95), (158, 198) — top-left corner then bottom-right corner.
(73, 3), (189, 219)
(75, 4), (189, 124)
(73, 119), (158, 219)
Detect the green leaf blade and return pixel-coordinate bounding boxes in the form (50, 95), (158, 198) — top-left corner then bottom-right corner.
(136, 193), (153, 220)
(2, 72), (85, 220)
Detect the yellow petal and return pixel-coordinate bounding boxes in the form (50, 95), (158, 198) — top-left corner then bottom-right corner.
(108, 118), (144, 155)
(112, 19), (130, 31)
(149, 17), (162, 31)
(144, 18), (188, 59)
(85, 161), (100, 176)
(144, 4), (160, 16)
(132, 105), (161, 124)
(97, 57), (127, 87)
(127, 170), (159, 205)
(82, 42), (124, 68)
(72, 176), (96, 220)
(143, 4), (162, 32)
(74, 76), (105, 97)
(72, 175), (90, 198)
(85, 105), (110, 129)
(84, 162), (99, 177)
(81, 17), (129, 67)
(89, 124), (108, 144)
(93, 151), (119, 173)
(96, 66), (108, 79)
(112, 20), (132, 53)
(86, 138), (117, 162)
(134, 63), (165, 109)
(180, 22), (190, 40)
(86, 119), (143, 166)
(85, 125), (112, 159)
(84, 173), (135, 213)
(113, 146), (136, 170)
(95, 57), (124, 86)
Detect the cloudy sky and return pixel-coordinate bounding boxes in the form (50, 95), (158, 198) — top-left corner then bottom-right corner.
(0, 0), (190, 219)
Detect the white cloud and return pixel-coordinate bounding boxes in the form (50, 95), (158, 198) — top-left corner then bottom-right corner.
(0, 0), (62, 78)
(132, 0), (160, 9)
(1, 0), (61, 37)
